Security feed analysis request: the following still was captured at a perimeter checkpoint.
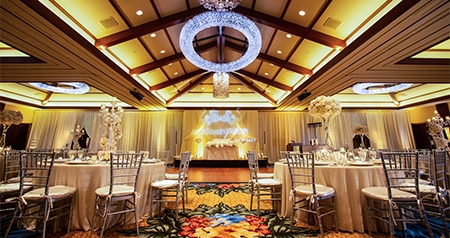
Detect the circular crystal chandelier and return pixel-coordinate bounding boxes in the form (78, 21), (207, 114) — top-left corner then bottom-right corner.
(199, 0), (242, 12)
(352, 83), (413, 94)
(29, 82), (90, 94)
(179, 11), (261, 73)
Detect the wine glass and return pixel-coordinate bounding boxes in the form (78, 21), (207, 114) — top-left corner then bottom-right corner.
(77, 150), (85, 160)
(68, 150), (76, 160)
(143, 151), (149, 160)
(369, 150), (377, 160)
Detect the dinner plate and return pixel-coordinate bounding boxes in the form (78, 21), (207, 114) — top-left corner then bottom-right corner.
(64, 160), (92, 165)
(350, 161), (373, 166)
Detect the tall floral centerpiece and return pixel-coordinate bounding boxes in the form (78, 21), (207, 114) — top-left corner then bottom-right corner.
(427, 111), (449, 150)
(308, 96), (341, 147)
(0, 110), (23, 148)
(99, 98), (124, 153)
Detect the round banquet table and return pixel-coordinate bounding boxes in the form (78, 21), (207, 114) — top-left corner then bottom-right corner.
(49, 161), (165, 231)
(274, 162), (386, 233)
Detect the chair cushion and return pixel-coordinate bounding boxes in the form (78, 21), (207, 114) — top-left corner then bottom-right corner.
(152, 180), (178, 188)
(95, 185), (135, 197)
(165, 173), (179, 180)
(294, 184), (335, 199)
(256, 178), (281, 186)
(399, 182), (443, 194)
(361, 186), (416, 200)
(257, 173), (274, 178)
(0, 183), (21, 193)
(24, 185), (76, 200)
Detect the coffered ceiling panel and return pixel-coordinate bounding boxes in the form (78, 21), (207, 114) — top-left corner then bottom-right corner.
(0, 0), (448, 110)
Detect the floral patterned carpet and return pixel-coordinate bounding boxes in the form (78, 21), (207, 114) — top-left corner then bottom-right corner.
(119, 183), (320, 237)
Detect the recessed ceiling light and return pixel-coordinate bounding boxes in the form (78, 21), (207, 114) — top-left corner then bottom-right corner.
(201, 86), (205, 90)
(136, 10), (143, 16)
(237, 87), (241, 91)
(298, 10), (306, 16)
(264, 72), (269, 76)
(160, 50), (166, 54)
(174, 72), (178, 75)
(168, 63), (173, 66)
(150, 33), (156, 38)
(286, 34), (292, 38)
(276, 50), (282, 54)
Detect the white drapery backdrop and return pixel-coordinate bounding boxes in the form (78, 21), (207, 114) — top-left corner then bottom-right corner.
(28, 109), (414, 163)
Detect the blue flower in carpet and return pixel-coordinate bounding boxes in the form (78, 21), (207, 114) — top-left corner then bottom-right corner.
(210, 213), (246, 227)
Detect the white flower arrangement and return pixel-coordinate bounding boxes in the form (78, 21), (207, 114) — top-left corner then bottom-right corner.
(308, 95), (342, 120)
(0, 110), (23, 147)
(99, 98), (123, 152)
(206, 139), (238, 148)
(0, 110), (23, 126)
(427, 111), (449, 150)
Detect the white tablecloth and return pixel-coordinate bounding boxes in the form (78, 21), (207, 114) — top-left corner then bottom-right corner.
(50, 161), (165, 231)
(274, 162), (385, 232)
(203, 146), (239, 160)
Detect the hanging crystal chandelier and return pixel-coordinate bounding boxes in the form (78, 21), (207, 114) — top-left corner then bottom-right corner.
(198, 0), (242, 12)
(213, 72), (229, 98)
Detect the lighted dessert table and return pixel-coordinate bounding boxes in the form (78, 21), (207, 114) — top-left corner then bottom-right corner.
(274, 162), (385, 233)
(203, 145), (239, 160)
(49, 161), (165, 231)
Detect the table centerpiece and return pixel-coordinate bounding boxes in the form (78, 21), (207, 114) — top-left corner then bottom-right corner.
(308, 95), (341, 147)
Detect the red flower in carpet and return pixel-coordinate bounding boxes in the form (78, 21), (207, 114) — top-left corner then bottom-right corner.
(245, 215), (271, 235)
(179, 216), (211, 237)
(245, 215), (266, 226)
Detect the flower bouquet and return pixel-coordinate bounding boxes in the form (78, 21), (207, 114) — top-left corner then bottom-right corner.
(308, 96), (341, 147)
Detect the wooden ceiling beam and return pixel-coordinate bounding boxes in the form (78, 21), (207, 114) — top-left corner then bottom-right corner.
(225, 41), (312, 75)
(167, 72), (213, 104)
(150, 69), (206, 90)
(234, 6), (346, 49)
(95, 6), (205, 48)
(230, 72), (277, 104)
(129, 41), (216, 75)
(236, 70), (292, 91)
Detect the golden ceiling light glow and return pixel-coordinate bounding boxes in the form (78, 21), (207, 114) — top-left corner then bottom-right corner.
(150, 33), (156, 37)
(174, 72), (178, 75)
(276, 50), (282, 54)
(160, 50), (166, 54)
(136, 10), (143, 16)
(286, 34), (292, 38)
(298, 10), (306, 16)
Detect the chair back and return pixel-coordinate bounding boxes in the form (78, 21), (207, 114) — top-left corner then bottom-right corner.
(107, 152), (144, 195)
(285, 152), (317, 194)
(4, 150), (21, 182)
(19, 151), (55, 196)
(247, 151), (258, 182)
(177, 151), (190, 187)
(157, 151), (170, 165)
(380, 151), (420, 200)
(433, 150), (449, 196)
(417, 150), (432, 183)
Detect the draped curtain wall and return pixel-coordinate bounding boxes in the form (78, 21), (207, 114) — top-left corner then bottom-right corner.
(28, 109), (415, 163)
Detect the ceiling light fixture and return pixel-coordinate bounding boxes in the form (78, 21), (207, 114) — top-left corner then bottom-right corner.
(352, 83), (413, 94)
(179, 11), (261, 72)
(198, 0), (242, 11)
(213, 72), (229, 98)
(29, 82), (90, 94)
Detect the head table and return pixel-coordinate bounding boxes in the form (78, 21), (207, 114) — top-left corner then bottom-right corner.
(50, 161), (165, 231)
(274, 161), (385, 233)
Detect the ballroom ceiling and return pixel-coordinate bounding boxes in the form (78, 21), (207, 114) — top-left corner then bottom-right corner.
(0, 0), (449, 110)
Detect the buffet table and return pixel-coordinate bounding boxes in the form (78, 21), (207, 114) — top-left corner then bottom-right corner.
(50, 161), (165, 231)
(203, 145), (239, 160)
(274, 162), (385, 233)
